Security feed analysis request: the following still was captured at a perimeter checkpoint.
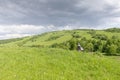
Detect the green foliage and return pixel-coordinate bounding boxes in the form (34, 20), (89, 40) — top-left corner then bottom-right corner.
(87, 29), (96, 35)
(81, 37), (87, 41)
(72, 32), (81, 38)
(69, 38), (77, 50)
(93, 40), (103, 52)
(0, 29), (120, 54)
(0, 29), (120, 80)
(85, 43), (94, 52)
(17, 38), (30, 47)
(117, 46), (120, 54)
(92, 34), (108, 40)
(112, 35), (118, 39)
(51, 42), (69, 50)
(102, 39), (120, 55)
(45, 35), (63, 41)
(105, 28), (120, 33)
(29, 45), (45, 48)
(106, 44), (117, 55)
(49, 35), (120, 55)
(0, 38), (23, 44)
(0, 47), (119, 80)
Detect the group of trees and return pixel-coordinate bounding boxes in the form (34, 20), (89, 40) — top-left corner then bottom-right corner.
(92, 34), (108, 40)
(51, 34), (120, 55)
(105, 28), (120, 33)
(0, 38), (23, 44)
(45, 35), (63, 41)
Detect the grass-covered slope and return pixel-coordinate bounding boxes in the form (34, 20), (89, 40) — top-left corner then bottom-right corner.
(0, 28), (119, 80)
(0, 47), (120, 80)
(1, 29), (120, 47)
(1, 29), (120, 55)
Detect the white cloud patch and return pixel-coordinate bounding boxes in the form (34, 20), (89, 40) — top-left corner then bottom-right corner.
(0, 25), (56, 39)
(100, 17), (120, 28)
(0, 0), (120, 40)
(0, 34), (31, 40)
(76, 0), (106, 12)
(76, 0), (120, 12)
(0, 23), (120, 40)
(0, 24), (91, 39)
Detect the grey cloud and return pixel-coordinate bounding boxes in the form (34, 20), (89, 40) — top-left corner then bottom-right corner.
(0, 0), (120, 27)
(2, 0), (120, 39)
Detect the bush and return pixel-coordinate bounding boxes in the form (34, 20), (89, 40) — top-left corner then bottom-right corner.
(30, 45), (45, 48)
(72, 33), (81, 38)
(105, 28), (120, 33)
(46, 35), (63, 41)
(69, 38), (77, 50)
(92, 34), (108, 40)
(117, 46), (120, 54)
(85, 43), (93, 52)
(94, 52), (103, 57)
(51, 42), (69, 50)
(106, 44), (117, 55)
(87, 30), (96, 35)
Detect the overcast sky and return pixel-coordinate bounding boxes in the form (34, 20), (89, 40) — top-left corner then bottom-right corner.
(0, 0), (120, 39)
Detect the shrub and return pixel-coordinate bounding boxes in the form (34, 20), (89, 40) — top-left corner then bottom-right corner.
(46, 35), (63, 41)
(117, 46), (120, 54)
(85, 43), (94, 52)
(105, 28), (120, 33)
(69, 38), (77, 50)
(87, 30), (96, 35)
(92, 34), (108, 40)
(72, 33), (81, 38)
(106, 44), (117, 55)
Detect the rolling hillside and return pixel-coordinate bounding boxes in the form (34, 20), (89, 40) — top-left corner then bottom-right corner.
(0, 47), (119, 80)
(1, 28), (120, 47)
(0, 28), (119, 80)
(0, 28), (120, 55)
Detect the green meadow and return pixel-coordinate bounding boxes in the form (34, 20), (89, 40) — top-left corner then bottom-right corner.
(0, 47), (120, 80)
(0, 28), (120, 80)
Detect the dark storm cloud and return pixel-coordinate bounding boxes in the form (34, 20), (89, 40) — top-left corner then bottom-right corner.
(0, 0), (120, 39)
(0, 0), (120, 27)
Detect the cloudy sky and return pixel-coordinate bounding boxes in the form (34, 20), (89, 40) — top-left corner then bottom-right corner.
(0, 0), (120, 39)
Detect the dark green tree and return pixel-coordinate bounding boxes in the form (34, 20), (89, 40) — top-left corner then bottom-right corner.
(85, 43), (94, 52)
(106, 44), (117, 55)
(69, 38), (77, 50)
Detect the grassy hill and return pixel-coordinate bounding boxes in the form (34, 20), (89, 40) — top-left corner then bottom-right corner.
(0, 28), (120, 80)
(1, 28), (120, 55)
(1, 29), (120, 47)
(0, 47), (120, 80)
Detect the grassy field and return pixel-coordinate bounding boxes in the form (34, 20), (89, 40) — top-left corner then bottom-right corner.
(0, 29), (120, 80)
(0, 29), (119, 47)
(0, 47), (119, 80)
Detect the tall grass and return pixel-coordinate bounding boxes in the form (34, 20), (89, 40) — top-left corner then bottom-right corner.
(0, 47), (119, 80)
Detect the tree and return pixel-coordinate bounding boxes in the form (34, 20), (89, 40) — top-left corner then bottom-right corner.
(85, 43), (93, 52)
(98, 45), (103, 52)
(117, 46), (120, 54)
(106, 44), (117, 55)
(93, 40), (102, 52)
(69, 38), (77, 50)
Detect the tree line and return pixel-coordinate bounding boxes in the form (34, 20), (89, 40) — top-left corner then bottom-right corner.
(51, 32), (120, 55)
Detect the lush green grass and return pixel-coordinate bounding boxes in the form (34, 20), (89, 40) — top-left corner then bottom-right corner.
(0, 29), (119, 49)
(1, 29), (120, 47)
(0, 47), (119, 80)
(0, 29), (120, 80)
